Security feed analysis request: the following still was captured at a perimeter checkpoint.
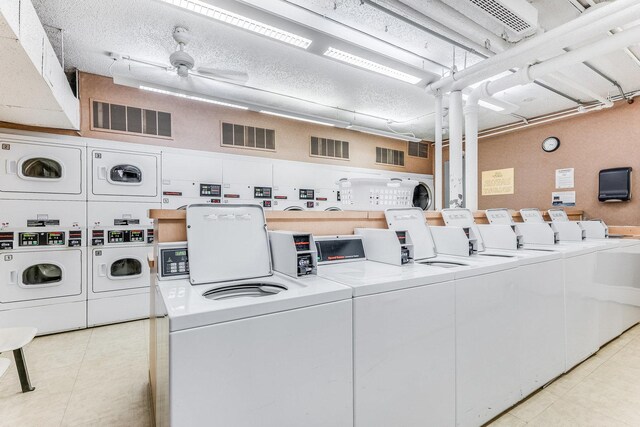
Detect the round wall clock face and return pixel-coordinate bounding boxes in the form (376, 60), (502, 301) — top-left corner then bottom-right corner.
(542, 136), (560, 152)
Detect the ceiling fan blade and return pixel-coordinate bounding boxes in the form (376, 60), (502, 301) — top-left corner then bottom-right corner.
(196, 67), (249, 83)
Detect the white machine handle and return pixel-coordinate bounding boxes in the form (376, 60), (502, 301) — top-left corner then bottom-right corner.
(98, 263), (107, 277)
(6, 160), (17, 175)
(8, 271), (17, 285)
(97, 166), (107, 180)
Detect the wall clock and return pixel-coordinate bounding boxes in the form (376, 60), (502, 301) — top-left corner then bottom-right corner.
(542, 136), (560, 152)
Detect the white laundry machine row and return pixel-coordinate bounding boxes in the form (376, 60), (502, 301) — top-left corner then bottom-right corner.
(384, 208), (526, 427)
(152, 205), (354, 427)
(87, 201), (159, 326)
(0, 200), (87, 334)
(87, 139), (161, 203)
(160, 148), (223, 209)
(0, 130), (86, 201)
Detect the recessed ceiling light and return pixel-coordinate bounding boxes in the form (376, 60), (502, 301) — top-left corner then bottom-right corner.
(323, 47), (422, 84)
(158, 0), (312, 49)
(139, 85), (249, 109)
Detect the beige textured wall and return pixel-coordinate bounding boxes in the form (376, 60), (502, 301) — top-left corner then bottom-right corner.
(72, 73), (432, 174)
(477, 101), (640, 225)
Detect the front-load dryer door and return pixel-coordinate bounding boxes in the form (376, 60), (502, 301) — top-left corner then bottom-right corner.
(92, 246), (150, 293)
(0, 249), (83, 303)
(91, 150), (158, 197)
(0, 142), (83, 196)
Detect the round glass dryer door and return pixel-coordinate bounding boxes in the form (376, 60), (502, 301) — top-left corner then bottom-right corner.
(20, 158), (63, 180)
(413, 182), (433, 211)
(109, 165), (142, 184)
(110, 258), (143, 278)
(22, 263), (63, 285)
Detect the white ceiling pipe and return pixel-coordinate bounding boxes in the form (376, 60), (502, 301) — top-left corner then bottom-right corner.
(434, 94), (444, 211)
(449, 91), (464, 208)
(545, 72), (614, 107)
(426, 0), (640, 94)
(463, 24), (640, 211)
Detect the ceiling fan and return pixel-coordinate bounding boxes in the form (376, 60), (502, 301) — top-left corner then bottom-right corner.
(110, 26), (249, 84)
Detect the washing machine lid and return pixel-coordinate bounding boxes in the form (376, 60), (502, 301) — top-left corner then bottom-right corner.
(158, 273), (352, 331)
(186, 204), (272, 285)
(484, 208), (515, 225)
(522, 243), (599, 258)
(419, 254), (518, 278)
(478, 248), (562, 265)
(317, 260), (454, 297)
(385, 208), (437, 260)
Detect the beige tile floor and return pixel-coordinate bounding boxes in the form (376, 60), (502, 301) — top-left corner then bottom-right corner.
(1, 321), (639, 426)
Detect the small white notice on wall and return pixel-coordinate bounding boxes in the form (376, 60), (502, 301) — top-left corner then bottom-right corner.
(555, 168), (574, 189)
(552, 191), (576, 207)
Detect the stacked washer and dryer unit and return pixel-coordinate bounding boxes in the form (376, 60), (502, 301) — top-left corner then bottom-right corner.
(86, 140), (161, 326)
(0, 133), (87, 334)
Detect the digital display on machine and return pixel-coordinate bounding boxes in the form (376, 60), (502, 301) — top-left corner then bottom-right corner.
(293, 235), (311, 252)
(316, 239), (366, 263)
(0, 232), (14, 250)
(108, 230), (125, 243)
(107, 230), (145, 244)
(161, 247), (190, 277)
(200, 183), (222, 197)
(254, 186), (272, 199)
(129, 230), (145, 242)
(299, 189), (315, 200)
(19, 232), (66, 246)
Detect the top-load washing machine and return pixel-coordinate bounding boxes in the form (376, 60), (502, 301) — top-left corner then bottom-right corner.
(312, 230), (456, 427)
(161, 149), (223, 209)
(87, 139), (161, 202)
(0, 199), (87, 334)
(516, 208), (611, 370)
(272, 161), (317, 211)
(384, 207), (523, 427)
(153, 205), (353, 427)
(221, 157), (273, 210)
(0, 130), (86, 201)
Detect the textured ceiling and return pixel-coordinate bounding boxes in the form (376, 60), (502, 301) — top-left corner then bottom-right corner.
(32, 0), (640, 139)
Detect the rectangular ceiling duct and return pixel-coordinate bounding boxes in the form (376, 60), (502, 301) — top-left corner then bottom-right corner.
(440, 0), (539, 41)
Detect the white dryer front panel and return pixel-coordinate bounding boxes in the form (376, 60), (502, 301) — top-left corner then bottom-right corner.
(0, 249), (83, 303)
(0, 141), (84, 199)
(91, 246), (151, 294)
(90, 149), (159, 200)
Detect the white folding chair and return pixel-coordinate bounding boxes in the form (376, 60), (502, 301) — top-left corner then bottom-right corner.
(0, 327), (37, 392)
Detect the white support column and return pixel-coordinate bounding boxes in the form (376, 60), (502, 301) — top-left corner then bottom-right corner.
(434, 94), (444, 211)
(448, 90), (464, 208)
(464, 102), (479, 211)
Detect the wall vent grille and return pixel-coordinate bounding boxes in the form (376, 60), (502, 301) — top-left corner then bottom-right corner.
(310, 136), (349, 160)
(408, 141), (429, 159)
(92, 100), (172, 138)
(376, 147), (405, 166)
(468, 0), (532, 33)
(221, 122), (276, 150)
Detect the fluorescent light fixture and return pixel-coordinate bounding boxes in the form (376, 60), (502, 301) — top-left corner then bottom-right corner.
(323, 47), (422, 84)
(347, 125), (422, 142)
(461, 93), (505, 112)
(158, 0), (312, 49)
(259, 110), (341, 127)
(139, 85), (249, 110)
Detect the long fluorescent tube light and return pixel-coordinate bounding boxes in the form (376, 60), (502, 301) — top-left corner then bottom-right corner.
(461, 93), (505, 112)
(323, 47), (422, 84)
(158, 0), (312, 49)
(347, 125), (422, 142)
(139, 85), (249, 110)
(259, 110), (339, 127)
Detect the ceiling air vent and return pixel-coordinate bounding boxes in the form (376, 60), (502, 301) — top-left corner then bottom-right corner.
(221, 122), (276, 151)
(441, 0), (538, 41)
(310, 136), (349, 160)
(376, 147), (405, 167)
(92, 100), (172, 138)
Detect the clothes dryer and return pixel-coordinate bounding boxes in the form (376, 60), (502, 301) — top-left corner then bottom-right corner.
(272, 161), (317, 211)
(0, 131), (86, 201)
(87, 201), (158, 326)
(153, 205), (353, 427)
(161, 149), (222, 209)
(384, 208), (521, 427)
(87, 140), (161, 202)
(221, 157), (273, 210)
(313, 232), (457, 427)
(0, 200), (86, 334)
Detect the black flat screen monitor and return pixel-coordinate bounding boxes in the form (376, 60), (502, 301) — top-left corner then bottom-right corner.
(599, 167), (632, 202)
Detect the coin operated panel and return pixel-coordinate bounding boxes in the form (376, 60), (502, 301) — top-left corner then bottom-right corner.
(200, 183), (222, 197)
(315, 235), (367, 265)
(0, 228), (83, 250)
(354, 228), (414, 266)
(546, 209), (586, 241)
(156, 242), (190, 281)
(91, 228), (153, 246)
(269, 231), (318, 278)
